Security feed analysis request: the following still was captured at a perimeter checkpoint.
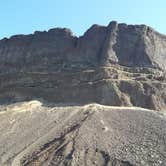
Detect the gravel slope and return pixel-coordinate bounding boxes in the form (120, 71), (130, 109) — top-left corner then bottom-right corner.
(0, 101), (166, 166)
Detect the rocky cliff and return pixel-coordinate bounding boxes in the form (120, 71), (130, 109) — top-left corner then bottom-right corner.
(1, 21), (166, 71)
(0, 21), (166, 166)
(0, 21), (166, 112)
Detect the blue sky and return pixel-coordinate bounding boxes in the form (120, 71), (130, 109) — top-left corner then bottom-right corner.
(0, 0), (165, 39)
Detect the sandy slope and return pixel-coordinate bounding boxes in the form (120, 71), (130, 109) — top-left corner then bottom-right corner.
(0, 101), (166, 166)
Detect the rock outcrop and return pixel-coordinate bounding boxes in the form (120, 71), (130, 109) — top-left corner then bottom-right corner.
(0, 21), (166, 166)
(1, 21), (166, 71)
(0, 21), (166, 112)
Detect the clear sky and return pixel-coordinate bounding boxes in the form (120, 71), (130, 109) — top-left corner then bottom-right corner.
(0, 0), (165, 39)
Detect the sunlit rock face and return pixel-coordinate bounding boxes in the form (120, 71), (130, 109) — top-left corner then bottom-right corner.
(0, 21), (166, 112)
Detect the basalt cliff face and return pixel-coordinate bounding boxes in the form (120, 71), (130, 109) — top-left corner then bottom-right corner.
(0, 21), (166, 112)
(0, 21), (166, 166)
